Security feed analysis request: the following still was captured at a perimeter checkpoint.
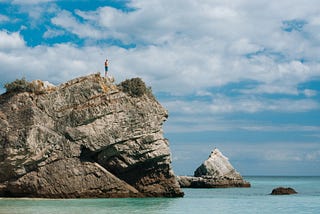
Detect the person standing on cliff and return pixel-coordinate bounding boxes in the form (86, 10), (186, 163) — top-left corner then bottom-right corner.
(104, 59), (109, 77)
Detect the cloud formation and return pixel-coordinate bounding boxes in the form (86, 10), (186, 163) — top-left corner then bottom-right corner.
(41, 0), (320, 96)
(0, 14), (9, 23)
(0, 31), (25, 49)
(164, 96), (319, 115)
(1, 0), (320, 130)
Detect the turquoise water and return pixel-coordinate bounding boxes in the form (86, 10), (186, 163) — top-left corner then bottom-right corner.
(1, 177), (319, 214)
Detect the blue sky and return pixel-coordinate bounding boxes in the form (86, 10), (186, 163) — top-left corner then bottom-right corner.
(0, 0), (320, 176)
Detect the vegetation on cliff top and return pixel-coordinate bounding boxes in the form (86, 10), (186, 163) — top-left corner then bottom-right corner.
(4, 76), (155, 99)
(118, 77), (154, 98)
(4, 78), (32, 93)
(4, 78), (47, 95)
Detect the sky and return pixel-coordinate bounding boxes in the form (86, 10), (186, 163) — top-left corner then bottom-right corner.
(0, 0), (320, 176)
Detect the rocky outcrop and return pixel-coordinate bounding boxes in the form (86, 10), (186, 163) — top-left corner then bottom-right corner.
(271, 187), (297, 195)
(0, 73), (183, 198)
(177, 148), (250, 188)
(177, 175), (250, 188)
(194, 148), (244, 180)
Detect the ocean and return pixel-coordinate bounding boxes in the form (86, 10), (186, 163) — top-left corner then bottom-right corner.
(0, 176), (319, 214)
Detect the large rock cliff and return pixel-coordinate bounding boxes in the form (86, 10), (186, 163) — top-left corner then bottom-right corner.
(0, 73), (183, 198)
(177, 148), (250, 188)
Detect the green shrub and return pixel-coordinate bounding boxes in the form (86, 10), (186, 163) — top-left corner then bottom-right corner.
(4, 78), (32, 93)
(118, 78), (154, 98)
(4, 78), (48, 94)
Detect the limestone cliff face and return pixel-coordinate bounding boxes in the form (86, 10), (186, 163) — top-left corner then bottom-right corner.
(177, 148), (250, 188)
(0, 74), (183, 198)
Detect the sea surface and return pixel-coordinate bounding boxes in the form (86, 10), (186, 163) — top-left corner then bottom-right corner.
(0, 176), (319, 214)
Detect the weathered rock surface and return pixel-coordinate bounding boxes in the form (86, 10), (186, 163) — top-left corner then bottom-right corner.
(271, 187), (297, 195)
(0, 73), (183, 198)
(177, 148), (250, 188)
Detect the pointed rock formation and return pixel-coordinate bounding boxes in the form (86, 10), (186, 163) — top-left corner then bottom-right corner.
(0, 73), (183, 198)
(177, 148), (250, 188)
(194, 148), (243, 179)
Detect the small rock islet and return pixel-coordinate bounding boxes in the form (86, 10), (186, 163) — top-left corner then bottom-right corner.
(177, 148), (250, 188)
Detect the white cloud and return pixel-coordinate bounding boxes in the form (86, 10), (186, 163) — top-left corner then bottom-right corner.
(165, 112), (320, 133)
(1, 1), (320, 120)
(264, 150), (303, 161)
(220, 141), (320, 163)
(240, 85), (299, 95)
(303, 89), (317, 97)
(43, 28), (65, 38)
(163, 96), (319, 133)
(163, 96), (319, 115)
(241, 125), (320, 132)
(0, 31), (25, 50)
(0, 14), (9, 23)
(261, 144), (320, 162)
(51, 10), (103, 39)
(12, 1), (59, 27)
(306, 150), (320, 161)
(0, 31), (107, 86)
(45, 0), (320, 97)
(228, 38), (263, 55)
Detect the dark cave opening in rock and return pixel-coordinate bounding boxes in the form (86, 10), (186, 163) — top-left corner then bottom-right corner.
(79, 145), (97, 162)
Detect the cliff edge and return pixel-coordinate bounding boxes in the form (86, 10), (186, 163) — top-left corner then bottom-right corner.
(0, 73), (183, 198)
